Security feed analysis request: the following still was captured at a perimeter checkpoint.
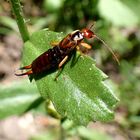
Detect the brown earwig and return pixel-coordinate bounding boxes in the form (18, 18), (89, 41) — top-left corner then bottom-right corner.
(15, 26), (119, 78)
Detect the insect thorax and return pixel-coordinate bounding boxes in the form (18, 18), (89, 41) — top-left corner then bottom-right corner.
(71, 30), (84, 42)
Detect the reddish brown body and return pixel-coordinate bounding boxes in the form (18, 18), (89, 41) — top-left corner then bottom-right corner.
(15, 29), (87, 76)
(15, 26), (119, 77)
(31, 46), (74, 74)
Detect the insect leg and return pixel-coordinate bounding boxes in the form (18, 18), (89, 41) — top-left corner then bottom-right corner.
(76, 45), (85, 56)
(76, 42), (92, 55)
(58, 56), (69, 68)
(55, 56), (68, 81)
(50, 41), (59, 47)
(80, 42), (92, 49)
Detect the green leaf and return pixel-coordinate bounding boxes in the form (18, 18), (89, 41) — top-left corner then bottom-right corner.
(77, 126), (112, 140)
(0, 80), (41, 119)
(43, 0), (65, 13)
(98, 0), (139, 27)
(0, 16), (18, 32)
(121, 0), (140, 21)
(22, 29), (119, 125)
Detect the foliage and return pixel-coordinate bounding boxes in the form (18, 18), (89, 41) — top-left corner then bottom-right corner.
(119, 60), (140, 138)
(0, 0), (140, 139)
(22, 29), (118, 125)
(98, 0), (139, 27)
(0, 80), (44, 119)
(31, 120), (113, 140)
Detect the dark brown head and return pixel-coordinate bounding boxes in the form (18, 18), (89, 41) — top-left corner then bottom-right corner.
(81, 28), (96, 39)
(80, 27), (120, 64)
(70, 28), (96, 43)
(64, 26), (119, 64)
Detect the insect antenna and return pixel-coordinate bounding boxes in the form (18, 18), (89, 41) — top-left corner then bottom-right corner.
(94, 35), (120, 65)
(87, 22), (119, 64)
(89, 22), (96, 30)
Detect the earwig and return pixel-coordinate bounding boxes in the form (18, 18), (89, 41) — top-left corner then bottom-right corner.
(15, 26), (119, 78)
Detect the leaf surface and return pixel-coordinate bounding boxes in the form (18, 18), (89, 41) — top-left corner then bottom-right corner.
(98, 0), (139, 27)
(0, 80), (40, 119)
(22, 29), (119, 125)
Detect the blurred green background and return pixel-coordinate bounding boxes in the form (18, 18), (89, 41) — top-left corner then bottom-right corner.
(0, 0), (140, 139)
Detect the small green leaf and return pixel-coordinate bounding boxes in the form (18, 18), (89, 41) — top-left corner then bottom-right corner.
(98, 0), (139, 27)
(0, 16), (18, 32)
(0, 80), (40, 119)
(22, 29), (119, 125)
(43, 0), (64, 13)
(77, 126), (112, 140)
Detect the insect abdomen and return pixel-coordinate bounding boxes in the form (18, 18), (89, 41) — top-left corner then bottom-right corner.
(31, 46), (65, 74)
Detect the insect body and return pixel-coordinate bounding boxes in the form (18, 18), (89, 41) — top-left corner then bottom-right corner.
(15, 27), (119, 77)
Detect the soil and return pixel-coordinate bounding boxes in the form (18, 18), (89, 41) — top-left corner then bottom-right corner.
(0, 33), (23, 84)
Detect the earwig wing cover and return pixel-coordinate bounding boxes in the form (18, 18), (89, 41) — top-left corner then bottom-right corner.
(22, 29), (119, 125)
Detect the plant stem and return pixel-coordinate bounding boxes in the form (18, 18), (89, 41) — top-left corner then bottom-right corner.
(10, 0), (30, 42)
(60, 119), (65, 140)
